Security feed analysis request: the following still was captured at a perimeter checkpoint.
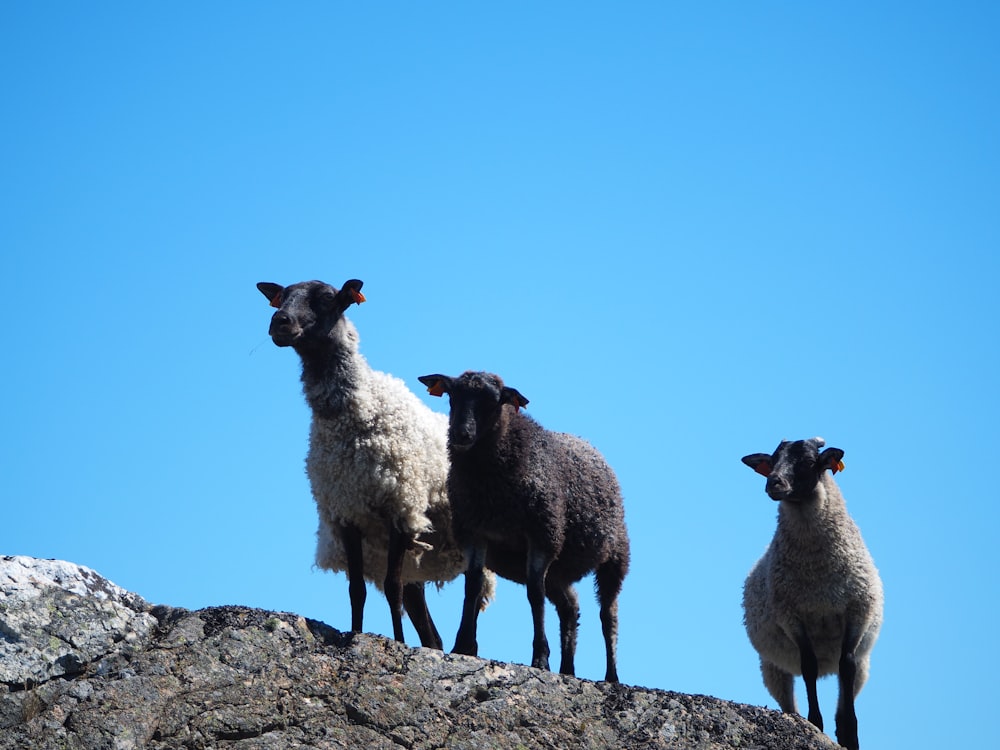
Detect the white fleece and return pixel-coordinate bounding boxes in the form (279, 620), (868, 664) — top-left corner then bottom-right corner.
(303, 321), (488, 596)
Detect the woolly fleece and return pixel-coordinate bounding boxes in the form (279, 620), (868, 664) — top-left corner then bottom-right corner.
(306, 337), (468, 587)
(743, 472), (883, 689)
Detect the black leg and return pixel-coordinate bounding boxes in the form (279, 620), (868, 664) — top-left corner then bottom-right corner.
(526, 548), (551, 671)
(403, 583), (443, 650)
(452, 545), (486, 656)
(384, 525), (408, 643)
(546, 582), (579, 677)
(341, 523), (366, 633)
(595, 558), (626, 683)
(836, 626), (862, 750)
(796, 630), (823, 731)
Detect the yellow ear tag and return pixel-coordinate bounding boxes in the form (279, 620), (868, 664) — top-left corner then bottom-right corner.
(834, 459), (846, 474)
(350, 289), (366, 305)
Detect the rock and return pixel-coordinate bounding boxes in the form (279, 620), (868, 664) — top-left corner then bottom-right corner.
(0, 556), (837, 749)
(0, 556), (157, 686)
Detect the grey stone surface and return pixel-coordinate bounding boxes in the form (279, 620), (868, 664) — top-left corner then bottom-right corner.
(0, 556), (157, 686)
(1, 556), (837, 749)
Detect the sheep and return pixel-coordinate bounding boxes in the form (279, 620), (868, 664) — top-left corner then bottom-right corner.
(257, 279), (493, 649)
(741, 437), (883, 750)
(418, 370), (630, 683)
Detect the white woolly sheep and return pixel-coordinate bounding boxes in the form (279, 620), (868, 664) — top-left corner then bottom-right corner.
(257, 279), (493, 648)
(741, 437), (883, 750)
(418, 370), (630, 683)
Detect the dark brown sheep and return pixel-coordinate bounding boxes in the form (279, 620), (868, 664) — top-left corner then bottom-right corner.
(419, 370), (630, 682)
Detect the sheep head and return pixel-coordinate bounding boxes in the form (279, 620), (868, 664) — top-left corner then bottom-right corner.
(741, 437), (845, 503)
(256, 279), (365, 350)
(418, 371), (528, 452)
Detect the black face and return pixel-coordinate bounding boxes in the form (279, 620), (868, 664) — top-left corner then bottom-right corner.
(257, 279), (363, 352)
(743, 438), (845, 503)
(445, 372), (506, 452)
(761, 439), (826, 502)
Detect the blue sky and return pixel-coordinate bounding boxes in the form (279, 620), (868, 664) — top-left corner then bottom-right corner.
(4, 4), (998, 747)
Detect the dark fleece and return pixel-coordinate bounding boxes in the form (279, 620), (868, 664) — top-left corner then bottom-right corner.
(449, 406), (630, 588)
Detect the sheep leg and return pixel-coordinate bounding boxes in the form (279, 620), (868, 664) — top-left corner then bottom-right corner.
(761, 660), (797, 714)
(595, 558), (626, 683)
(452, 544), (486, 656)
(384, 525), (408, 644)
(526, 547), (552, 671)
(402, 583), (443, 650)
(341, 523), (366, 633)
(795, 630), (824, 731)
(835, 624), (863, 750)
(546, 582), (579, 677)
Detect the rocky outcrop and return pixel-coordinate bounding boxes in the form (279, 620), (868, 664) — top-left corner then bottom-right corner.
(0, 556), (836, 749)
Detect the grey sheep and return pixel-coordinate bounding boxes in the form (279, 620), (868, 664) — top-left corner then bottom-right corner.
(257, 279), (493, 649)
(741, 437), (883, 750)
(419, 370), (630, 682)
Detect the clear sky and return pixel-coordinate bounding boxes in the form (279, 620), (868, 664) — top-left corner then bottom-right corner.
(4, 4), (997, 748)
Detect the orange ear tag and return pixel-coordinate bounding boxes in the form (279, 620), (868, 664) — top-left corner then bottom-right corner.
(351, 289), (366, 304)
(834, 459), (846, 474)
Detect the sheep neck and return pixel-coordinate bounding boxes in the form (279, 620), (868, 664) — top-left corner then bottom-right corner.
(296, 320), (367, 420)
(775, 475), (850, 543)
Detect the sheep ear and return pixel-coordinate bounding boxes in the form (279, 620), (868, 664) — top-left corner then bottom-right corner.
(501, 387), (529, 412)
(742, 453), (773, 477)
(418, 374), (450, 398)
(819, 447), (846, 474)
(257, 282), (284, 308)
(336, 279), (366, 310)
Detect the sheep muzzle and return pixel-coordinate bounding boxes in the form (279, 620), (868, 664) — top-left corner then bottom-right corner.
(765, 475), (794, 502)
(448, 433), (477, 452)
(268, 313), (302, 347)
